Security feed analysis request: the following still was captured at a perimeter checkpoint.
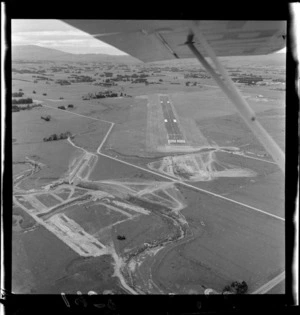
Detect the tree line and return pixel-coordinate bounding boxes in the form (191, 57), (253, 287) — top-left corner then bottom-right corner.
(12, 103), (42, 112)
(12, 98), (33, 105)
(222, 281), (248, 294)
(43, 131), (72, 142)
(12, 92), (24, 97)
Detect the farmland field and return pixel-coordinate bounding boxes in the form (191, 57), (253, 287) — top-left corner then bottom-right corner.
(64, 201), (130, 234)
(35, 193), (62, 207)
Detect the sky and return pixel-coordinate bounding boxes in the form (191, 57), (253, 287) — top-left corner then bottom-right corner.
(11, 19), (127, 55)
(12, 19), (287, 55)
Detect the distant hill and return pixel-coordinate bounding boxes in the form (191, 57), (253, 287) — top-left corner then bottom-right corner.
(153, 53), (286, 68)
(12, 45), (141, 64)
(220, 53), (286, 68)
(12, 45), (285, 68)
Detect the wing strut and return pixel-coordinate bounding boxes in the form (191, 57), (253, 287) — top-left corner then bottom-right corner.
(186, 26), (285, 173)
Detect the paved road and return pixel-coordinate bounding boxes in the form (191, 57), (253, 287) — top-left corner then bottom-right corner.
(160, 96), (184, 142)
(251, 271), (285, 294)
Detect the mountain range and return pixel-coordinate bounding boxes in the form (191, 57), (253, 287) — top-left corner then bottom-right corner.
(12, 45), (141, 63)
(12, 45), (286, 67)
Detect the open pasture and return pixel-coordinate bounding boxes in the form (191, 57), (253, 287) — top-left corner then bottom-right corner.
(12, 225), (79, 293)
(53, 187), (72, 200)
(13, 204), (36, 230)
(13, 141), (81, 190)
(34, 193), (62, 208)
(170, 88), (284, 122)
(196, 111), (284, 155)
(151, 183), (284, 293)
(37, 255), (121, 294)
(64, 201), (131, 236)
(13, 105), (97, 144)
(13, 162), (32, 177)
(110, 210), (178, 257)
(89, 155), (168, 182)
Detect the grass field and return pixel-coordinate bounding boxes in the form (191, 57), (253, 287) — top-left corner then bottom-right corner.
(12, 225), (79, 293)
(35, 193), (61, 208)
(196, 112), (284, 156)
(14, 141), (81, 190)
(104, 98), (148, 156)
(13, 205), (36, 230)
(13, 162), (32, 177)
(64, 201), (129, 235)
(89, 155), (168, 182)
(54, 191), (70, 200)
(151, 183), (284, 293)
(70, 188), (89, 198)
(189, 151), (284, 217)
(14, 196), (35, 210)
(72, 120), (112, 153)
(111, 211), (178, 257)
(39, 255), (122, 294)
(13, 105), (93, 144)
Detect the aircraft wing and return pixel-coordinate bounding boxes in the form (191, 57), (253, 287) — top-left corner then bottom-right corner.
(63, 20), (286, 62)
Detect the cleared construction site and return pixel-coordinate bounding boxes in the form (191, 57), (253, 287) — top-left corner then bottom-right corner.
(13, 139), (192, 294)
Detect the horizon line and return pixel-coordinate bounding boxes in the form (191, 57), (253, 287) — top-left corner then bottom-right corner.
(11, 44), (286, 56)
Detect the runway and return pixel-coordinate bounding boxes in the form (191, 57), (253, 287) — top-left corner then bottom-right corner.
(160, 95), (185, 144)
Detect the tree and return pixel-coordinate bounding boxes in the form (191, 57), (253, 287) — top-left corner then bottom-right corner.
(236, 281), (248, 294)
(41, 115), (51, 121)
(12, 92), (24, 97)
(12, 106), (20, 112)
(222, 281), (248, 294)
(223, 285), (231, 293)
(12, 98), (33, 105)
